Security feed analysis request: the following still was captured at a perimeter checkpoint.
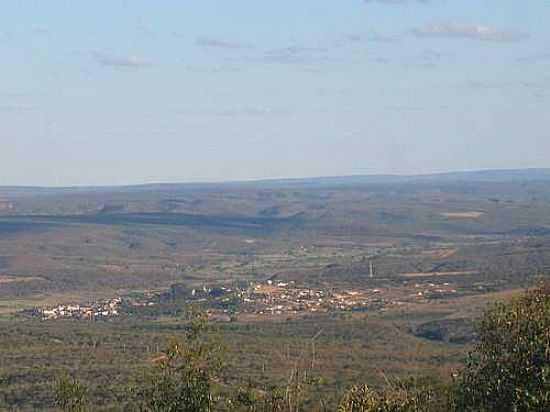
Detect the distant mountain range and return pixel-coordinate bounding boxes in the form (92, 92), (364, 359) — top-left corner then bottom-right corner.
(255, 168), (550, 188)
(1, 168), (550, 197)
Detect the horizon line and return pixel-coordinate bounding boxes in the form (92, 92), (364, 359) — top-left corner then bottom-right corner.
(2, 167), (550, 190)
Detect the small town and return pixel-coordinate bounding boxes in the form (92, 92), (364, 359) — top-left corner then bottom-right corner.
(32, 278), (463, 321)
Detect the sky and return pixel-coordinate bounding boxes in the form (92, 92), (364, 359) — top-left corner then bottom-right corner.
(1, 1), (549, 186)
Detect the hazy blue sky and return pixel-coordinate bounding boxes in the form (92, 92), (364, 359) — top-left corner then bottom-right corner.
(1, 1), (549, 186)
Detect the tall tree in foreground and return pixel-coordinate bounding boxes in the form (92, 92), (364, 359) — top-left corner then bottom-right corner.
(452, 281), (550, 412)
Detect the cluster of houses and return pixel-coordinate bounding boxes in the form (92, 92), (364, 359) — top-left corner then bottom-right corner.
(233, 279), (464, 316)
(411, 282), (458, 300)
(41, 297), (123, 320)
(237, 281), (387, 315)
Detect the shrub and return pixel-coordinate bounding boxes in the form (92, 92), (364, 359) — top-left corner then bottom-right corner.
(338, 378), (440, 412)
(451, 282), (550, 411)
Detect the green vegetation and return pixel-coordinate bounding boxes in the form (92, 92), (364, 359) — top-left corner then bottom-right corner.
(451, 282), (550, 411)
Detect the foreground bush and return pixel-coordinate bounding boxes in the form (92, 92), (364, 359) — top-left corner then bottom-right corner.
(338, 378), (442, 412)
(451, 282), (550, 412)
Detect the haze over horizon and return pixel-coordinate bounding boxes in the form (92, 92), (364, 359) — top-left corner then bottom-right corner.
(1, 1), (548, 186)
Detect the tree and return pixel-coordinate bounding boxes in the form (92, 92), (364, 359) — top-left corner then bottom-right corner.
(451, 281), (550, 412)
